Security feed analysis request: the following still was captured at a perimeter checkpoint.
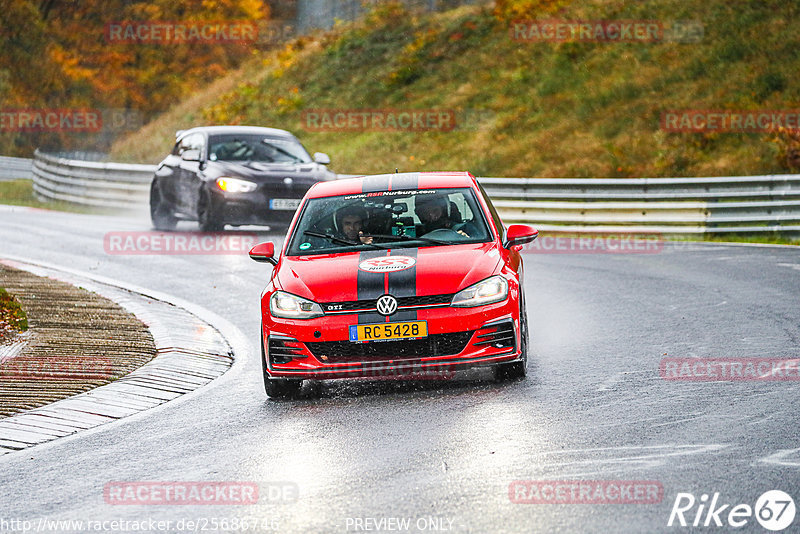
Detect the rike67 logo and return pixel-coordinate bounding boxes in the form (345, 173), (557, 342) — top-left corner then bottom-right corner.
(668, 490), (796, 531)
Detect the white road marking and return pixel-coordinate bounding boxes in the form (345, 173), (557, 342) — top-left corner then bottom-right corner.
(759, 448), (800, 467)
(522, 443), (729, 478)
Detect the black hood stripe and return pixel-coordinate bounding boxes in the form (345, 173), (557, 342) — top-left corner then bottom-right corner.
(362, 174), (392, 193)
(387, 248), (418, 322)
(356, 173), (420, 324)
(357, 249), (388, 324)
(389, 172), (419, 191)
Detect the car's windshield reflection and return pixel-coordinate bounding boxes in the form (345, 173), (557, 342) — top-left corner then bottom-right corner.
(287, 188), (492, 255)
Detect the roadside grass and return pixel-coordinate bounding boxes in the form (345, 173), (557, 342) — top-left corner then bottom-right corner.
(106, 1), (800, 245)
(110, 0), (799, 179)
(0, 179), (97, 213)
(108, 57), (282, 164)
(694, 233), (800, 246)
(0, 287), (27, 344)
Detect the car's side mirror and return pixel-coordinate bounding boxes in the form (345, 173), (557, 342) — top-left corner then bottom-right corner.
(249, 242), (277, 266)
(313, 152), (331, 165)
(181, 149), (201, 162)
(504, 224), (538, 250)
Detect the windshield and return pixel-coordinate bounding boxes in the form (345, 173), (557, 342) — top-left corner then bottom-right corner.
(208, 134), (312, 164)
(287, 187), (492, 256)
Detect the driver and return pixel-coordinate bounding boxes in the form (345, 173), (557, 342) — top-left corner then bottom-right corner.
(335, 205), (374, 244)
(415, 194), (469, 237)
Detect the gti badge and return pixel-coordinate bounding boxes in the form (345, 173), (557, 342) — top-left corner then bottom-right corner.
(376, 295), (398, 316)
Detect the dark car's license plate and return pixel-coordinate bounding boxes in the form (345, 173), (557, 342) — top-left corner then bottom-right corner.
(349, 321), (428, 342)
(269, 198), (301, 210)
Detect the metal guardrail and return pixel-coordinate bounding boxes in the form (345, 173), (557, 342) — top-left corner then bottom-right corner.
(32, 150), (155, 209)
(479, 176), (800, 234)
(26, 151), (800, 234)
(0, 156), (33, 181)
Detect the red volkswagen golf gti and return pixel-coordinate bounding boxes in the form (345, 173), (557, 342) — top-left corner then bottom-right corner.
(249, 172), (538, 397)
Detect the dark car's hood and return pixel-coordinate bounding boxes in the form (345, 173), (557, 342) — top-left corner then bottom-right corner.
(208, 160), (334, 182)
(275, 242), (503, 303)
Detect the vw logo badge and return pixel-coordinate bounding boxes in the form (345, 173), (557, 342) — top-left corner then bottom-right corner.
(283, 177), (293, 185)
(376, 295), (398, 316)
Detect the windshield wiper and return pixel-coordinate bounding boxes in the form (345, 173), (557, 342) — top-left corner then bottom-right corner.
(366, 233), (452, 246)
(262, 141), (305, 163)
(303, 230), (387, 249)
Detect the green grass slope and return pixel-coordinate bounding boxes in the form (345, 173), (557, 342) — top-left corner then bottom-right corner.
(110, 0), (800, 178)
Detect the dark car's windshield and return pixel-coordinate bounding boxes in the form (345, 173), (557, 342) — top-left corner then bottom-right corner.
(287, 187), (493, 256)
(208, 134), (312, 164)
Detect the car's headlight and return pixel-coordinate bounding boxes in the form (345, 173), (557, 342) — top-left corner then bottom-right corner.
(451, 276), (508, 308)
(216, 177), (257, 193)
(270, 291), (324, 319)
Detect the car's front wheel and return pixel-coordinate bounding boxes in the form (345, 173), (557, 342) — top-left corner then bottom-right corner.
(261, 334), (302, 398)
(495, 290), (528, 381)
(150, 181), (177, 231)
(198, 188), (224, 232)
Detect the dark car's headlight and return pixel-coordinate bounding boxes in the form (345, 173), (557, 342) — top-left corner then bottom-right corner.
(216, 177), (257, 193)
(270, 291), (324, 319)
(451, 276), (508, 308)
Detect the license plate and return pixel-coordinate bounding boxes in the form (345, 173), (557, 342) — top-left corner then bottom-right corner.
(269, 198), (301, 210)
(349, 321), (428, 342)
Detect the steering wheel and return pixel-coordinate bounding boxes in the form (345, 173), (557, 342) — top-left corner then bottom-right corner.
(420, 228), (464, 241)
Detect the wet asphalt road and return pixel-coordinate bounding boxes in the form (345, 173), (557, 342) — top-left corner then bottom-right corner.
(0, 205), (799, 533)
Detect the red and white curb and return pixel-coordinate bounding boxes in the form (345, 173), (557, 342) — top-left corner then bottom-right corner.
(0, 257), (247, 455)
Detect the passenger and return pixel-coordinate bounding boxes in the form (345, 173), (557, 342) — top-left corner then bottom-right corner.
(415, 194), (469, 237)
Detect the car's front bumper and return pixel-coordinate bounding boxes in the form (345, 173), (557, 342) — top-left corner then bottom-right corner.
(220, 199), (298, 227)
(261, 298), (522, 380)
(211, 177), (318, 226)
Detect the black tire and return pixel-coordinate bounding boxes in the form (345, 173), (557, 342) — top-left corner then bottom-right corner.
(495, 289), (529, 381)
(198, 188), (224, 232)
(261, 334), (302, 398)
(150, 181), (177, 231)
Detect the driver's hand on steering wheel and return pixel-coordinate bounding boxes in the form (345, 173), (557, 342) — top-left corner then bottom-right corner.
(358, 231), (374, 244)
(456, 230), (469, 237)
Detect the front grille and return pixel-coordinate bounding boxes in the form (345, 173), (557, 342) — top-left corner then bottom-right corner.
(306, 331), (473, 362)
(268, 336), (305, 364)
(260, 179), (317, 203)
(321, 294), (454, 313)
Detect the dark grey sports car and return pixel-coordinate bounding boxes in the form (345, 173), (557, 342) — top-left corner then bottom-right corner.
(149, 126), (336, 231)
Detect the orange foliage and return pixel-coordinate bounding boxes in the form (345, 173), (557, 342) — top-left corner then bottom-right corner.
(0, 0), (271, 154)
(493, 0), (572, 21)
